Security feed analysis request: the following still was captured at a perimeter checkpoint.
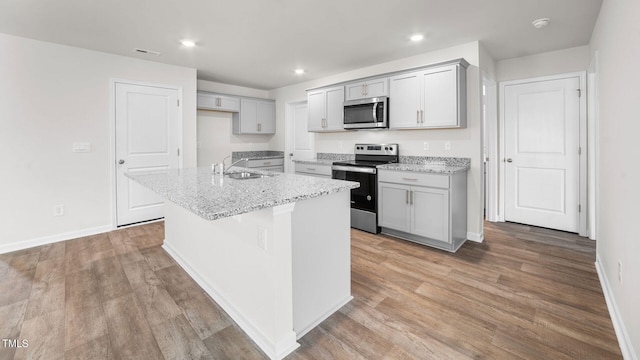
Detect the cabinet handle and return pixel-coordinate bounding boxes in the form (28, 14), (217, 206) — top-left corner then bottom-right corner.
(402, 177), (418, 181)
(406, 190), (409, 204)
(410, 190), (414, 205)
(365, 83), (368, 95)
(216, 97), (221, 107)
(264, 161), (271, 165)
(416, 110), (420, 124)
(421, 110), (424, 124)
(306, 167), (316, 171)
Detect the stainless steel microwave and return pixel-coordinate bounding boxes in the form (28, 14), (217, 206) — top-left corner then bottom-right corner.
(343, 96), (388, 129)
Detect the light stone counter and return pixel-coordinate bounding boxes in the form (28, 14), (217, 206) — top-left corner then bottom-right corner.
(126, 167), (358, 221)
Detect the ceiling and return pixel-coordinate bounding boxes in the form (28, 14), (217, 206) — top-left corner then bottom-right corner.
(0, 0), (602, 90)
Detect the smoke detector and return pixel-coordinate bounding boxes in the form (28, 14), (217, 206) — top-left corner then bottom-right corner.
(532, 18), (551, 29)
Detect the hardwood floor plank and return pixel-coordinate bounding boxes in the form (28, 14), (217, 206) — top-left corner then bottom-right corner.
(102, 292), (164, 359)
(202, 324), (268, 360)
(92, 256), (132, 303)
(64, 303), (108, 351)
(64, 335), (113, 360)
(292, 325), (366, 360)
(150, 314), (213, 360)
(133, 284), (183, 326)
(141, 246), (176, 271)
(0, 300), (28, 360)
(319, 311), (394, 359)
(14, 309), (64, 360)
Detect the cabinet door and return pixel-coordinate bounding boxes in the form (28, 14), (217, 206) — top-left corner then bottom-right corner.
(345, 78), (389, 101)
(421, 66), (458, 128)
(257, 101), (275, 134)
(389, 72), (421, 129)
(197, 92), (240, 112)
(378, 182), (411, 232)
(362, 78), (388, 98)
(218, 95), (241, 112)
(411, 186), (450, 242)
(324, 86), (345, 131)
(238, 98), (258, 133)
(307, 90), (326, 132)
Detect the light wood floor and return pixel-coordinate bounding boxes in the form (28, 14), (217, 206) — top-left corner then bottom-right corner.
(0, 221), (621, 359)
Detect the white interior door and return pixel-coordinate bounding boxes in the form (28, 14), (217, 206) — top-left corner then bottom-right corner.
(287, 101), (313, 171)
(115, 82), (180, 226)
(503, 76), (580, 232)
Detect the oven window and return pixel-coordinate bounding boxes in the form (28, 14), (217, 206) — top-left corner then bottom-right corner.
(332, 170), (377, 212)
(344, 103), (384, 124)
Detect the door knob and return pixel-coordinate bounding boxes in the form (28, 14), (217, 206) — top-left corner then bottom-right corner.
(506, 158), (513, 163)
(118, 159), (125, 164)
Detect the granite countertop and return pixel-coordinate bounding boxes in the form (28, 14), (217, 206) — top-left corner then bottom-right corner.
(232, 151), (283, 162)
(126, 167), (359, 221)
(292, 159), (336, 166)
(377, 162), (470, 174)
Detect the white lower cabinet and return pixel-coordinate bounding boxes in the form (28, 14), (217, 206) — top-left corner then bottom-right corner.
(378, 169), (467, 252)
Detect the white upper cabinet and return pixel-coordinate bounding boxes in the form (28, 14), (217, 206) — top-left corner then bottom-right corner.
(233, 98), (275, 134)
(389, 60), (467, 129)
(197, 91), (240, 112)
(344, 77), (389, 101)
(307, 86), (345, 132)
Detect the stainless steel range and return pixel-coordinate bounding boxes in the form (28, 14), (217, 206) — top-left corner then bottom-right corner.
(331, 144), (399, 233)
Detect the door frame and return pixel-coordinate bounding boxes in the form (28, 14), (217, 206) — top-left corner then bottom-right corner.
(497, 72), (587, 236)
(284, 98), (310, 173)
(109, 79), (183, 229)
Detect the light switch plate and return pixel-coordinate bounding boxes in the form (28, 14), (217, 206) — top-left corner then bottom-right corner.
(423, 142), (429, 150)
(72, 142), (91, 153)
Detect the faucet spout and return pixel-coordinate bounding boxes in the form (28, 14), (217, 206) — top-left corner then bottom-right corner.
(223, 158), (248, 174)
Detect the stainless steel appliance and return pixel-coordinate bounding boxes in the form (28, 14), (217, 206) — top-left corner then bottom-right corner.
(332, 144), (399, 233)
(343, 96), (388, 129)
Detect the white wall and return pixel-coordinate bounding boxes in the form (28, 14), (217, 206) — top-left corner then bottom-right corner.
(589, 0), (640, 357)
(196, 80), (274, 166)
(496, 45), (591, 82)
(0, 33), (196, 250)
(268, 42), (485, 240)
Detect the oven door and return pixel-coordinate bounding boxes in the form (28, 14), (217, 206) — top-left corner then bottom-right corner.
(331, 165), (377, 212)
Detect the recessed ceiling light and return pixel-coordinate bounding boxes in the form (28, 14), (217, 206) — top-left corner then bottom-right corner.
(294, 69), (305, 75)
(410, 34), (424, 42)
(532, 18), (551, 29)
(180, 39), (196, 47)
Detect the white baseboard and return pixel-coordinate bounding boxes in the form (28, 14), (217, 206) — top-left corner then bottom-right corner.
(467, 231), (484, 243)
(595, 255), (637, 360)
(295, 295), (353, 340)
(162, 241), (300, 360)
(0, 225), (112, 254)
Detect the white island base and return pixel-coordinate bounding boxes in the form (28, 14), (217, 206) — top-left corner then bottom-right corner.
(162, 191), (352, 360)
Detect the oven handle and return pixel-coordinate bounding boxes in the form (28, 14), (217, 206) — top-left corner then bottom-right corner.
(372, 102), (378, 123)
(332, 165), (377, 174)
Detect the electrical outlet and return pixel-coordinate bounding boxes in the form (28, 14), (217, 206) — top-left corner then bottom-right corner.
(618, 260), (622, 284)
(53, 204), (64, 216)
(257, 227), (267, 250)
(423, 142), (429, 151)
(444, 141), (451, 151)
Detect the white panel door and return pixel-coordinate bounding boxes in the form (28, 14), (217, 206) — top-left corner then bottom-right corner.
(504, 77), (580, 232)
(412, 187), (449, 242)
(291, 102), (314, 162)
(389, 71), (421, 128)
(115, 82), (179, 226)
(378, 183), (411, 232)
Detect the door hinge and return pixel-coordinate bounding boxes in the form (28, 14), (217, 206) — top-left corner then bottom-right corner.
(577, 89), (582, 97)
(177, 148), (180, 156)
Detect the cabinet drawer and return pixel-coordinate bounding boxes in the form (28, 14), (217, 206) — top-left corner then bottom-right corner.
(246, 158), (284, 168)
(294, 163), (332, 177)
(378, 170), (449, 189)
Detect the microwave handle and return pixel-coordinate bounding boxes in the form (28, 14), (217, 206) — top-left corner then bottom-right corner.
(372, 102), (378, 122)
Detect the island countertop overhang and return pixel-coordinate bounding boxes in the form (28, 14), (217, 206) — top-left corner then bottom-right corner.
(126, 167), (359, 221)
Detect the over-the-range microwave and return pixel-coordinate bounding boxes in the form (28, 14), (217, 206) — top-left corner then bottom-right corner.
(343, 96), (388, 130)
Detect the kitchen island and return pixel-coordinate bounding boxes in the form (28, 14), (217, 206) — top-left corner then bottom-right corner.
(127, 167), (359, 360)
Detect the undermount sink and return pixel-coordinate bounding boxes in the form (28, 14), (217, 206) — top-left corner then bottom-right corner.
(225, 172), (272, 180)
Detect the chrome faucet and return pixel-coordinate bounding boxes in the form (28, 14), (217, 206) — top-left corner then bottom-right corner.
(221, 156), (248, 174)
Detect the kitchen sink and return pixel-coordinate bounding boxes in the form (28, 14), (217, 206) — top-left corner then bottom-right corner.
(225, 171), (273, 180)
